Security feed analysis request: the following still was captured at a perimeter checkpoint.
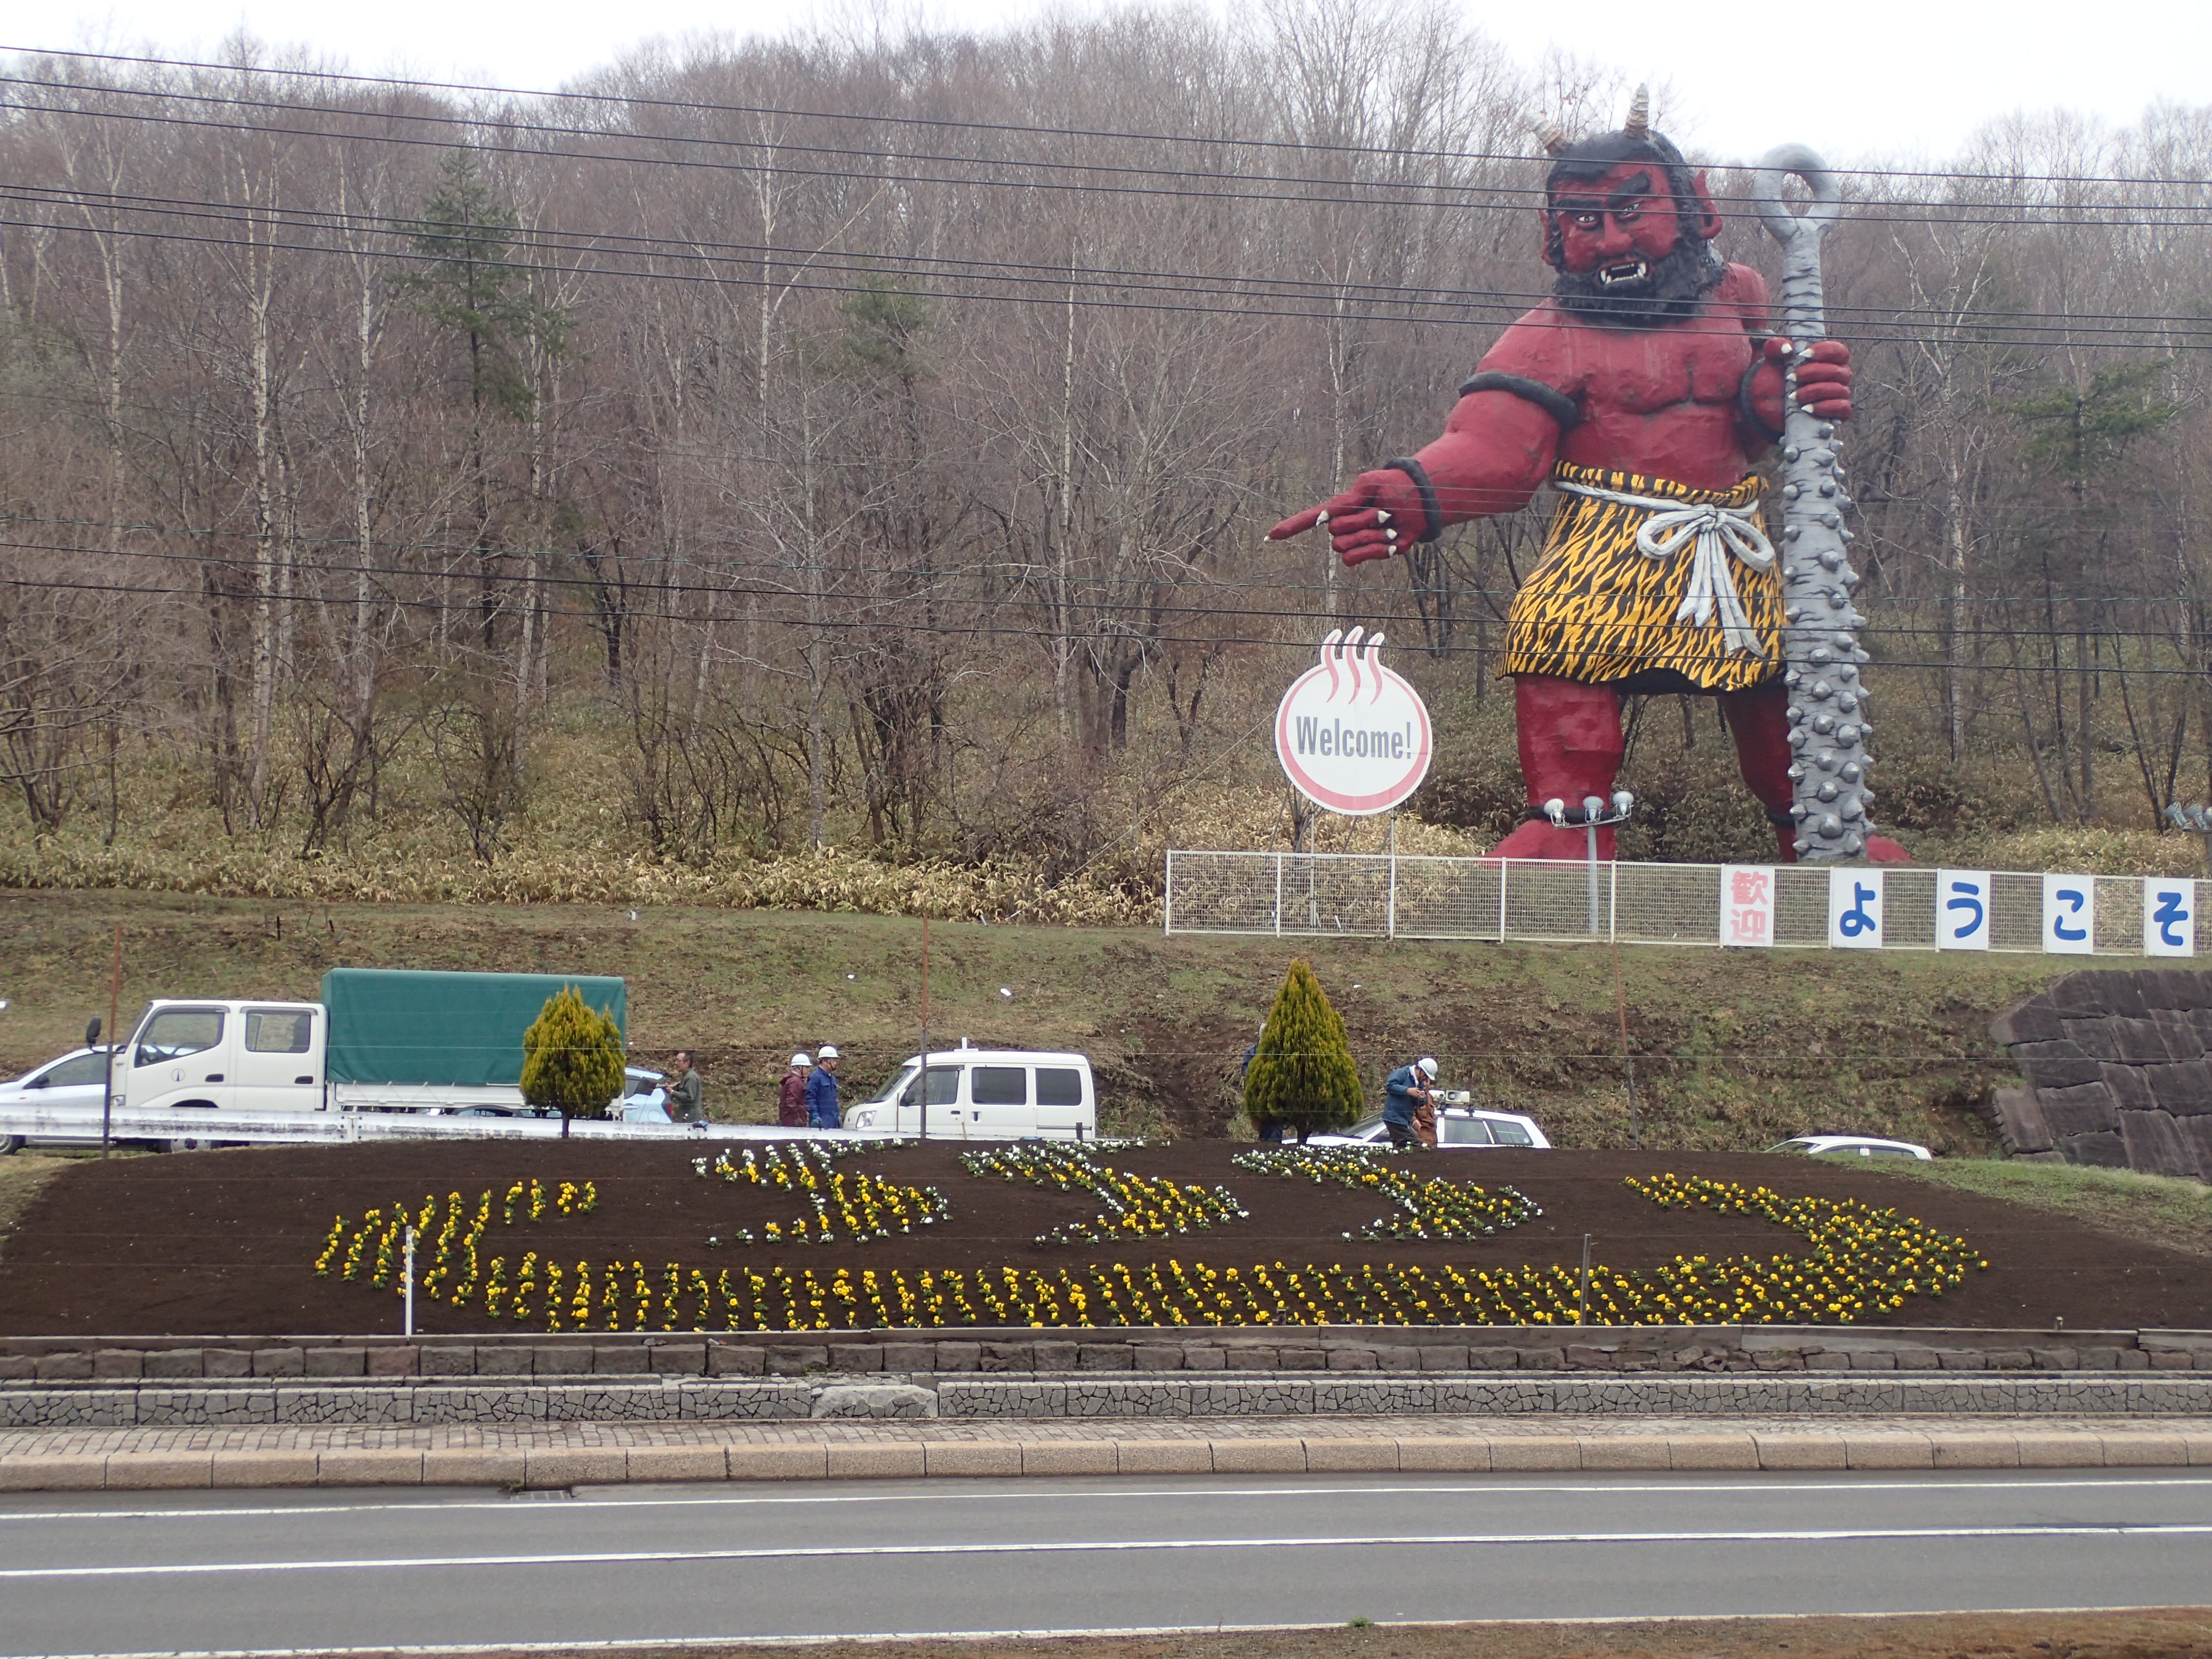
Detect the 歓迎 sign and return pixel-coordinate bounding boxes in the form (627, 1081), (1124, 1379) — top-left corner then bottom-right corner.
(1274, 627), (1433, 816)
(1720, 864), (1775, 947)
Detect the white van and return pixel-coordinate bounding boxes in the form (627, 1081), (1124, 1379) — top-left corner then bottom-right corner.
(842, 1045), (1096, 1141)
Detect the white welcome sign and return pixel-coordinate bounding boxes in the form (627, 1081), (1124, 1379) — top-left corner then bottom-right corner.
(1274, 627), (1433, 816)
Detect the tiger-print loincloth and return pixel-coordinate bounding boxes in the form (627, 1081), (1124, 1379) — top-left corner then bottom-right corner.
(1503, 461), (1781, 693)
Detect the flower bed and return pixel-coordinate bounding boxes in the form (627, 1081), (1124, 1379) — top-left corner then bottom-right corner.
(17, 1142), (2189, 1339)
(306, 1151), (1987, 1333)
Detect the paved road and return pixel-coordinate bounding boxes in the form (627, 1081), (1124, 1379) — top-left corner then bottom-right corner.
(4, 1470), (2210, 1657)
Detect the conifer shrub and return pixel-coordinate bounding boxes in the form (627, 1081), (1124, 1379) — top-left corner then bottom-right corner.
(1243, 958), (1364, 1138)
(519, 984), (626, 1138)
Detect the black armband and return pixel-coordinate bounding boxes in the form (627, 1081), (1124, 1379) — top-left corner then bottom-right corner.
(1740, 338), (1785, 442)
(1383, 456), (1445, 544)
(1457, 371), (1581, 431)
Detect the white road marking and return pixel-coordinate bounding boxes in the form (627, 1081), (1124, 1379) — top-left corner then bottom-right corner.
(2, 1472), (2202, 1526)
(5, 1605), (2205, 1659)
(5, 1522), (2211, 1579)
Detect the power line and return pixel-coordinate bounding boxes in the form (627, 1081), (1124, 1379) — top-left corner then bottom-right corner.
(10, 206), (2212, 355)
(10, 537), (2212, 667)
(13, 83), (2212, 231)
(12, 43), (2212, 194)
(13, 178), (2212, 344)
(10, 71), (2212, 220)
(18, 511), (2212, 616)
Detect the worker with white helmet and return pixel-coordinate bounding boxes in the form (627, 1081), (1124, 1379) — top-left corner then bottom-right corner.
(806, 1044), (843, 1130)
(777, 1052), (812, 1129)
(1382, 1056), (1440, 1149)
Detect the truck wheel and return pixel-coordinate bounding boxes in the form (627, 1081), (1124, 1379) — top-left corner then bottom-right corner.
(0, 1134), (24, 1155)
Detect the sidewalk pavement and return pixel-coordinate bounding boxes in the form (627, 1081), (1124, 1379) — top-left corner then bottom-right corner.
(6, 1414), (2210, 1491)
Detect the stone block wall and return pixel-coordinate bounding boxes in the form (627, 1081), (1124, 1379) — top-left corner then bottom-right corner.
(1989, 969), (2212, 1180)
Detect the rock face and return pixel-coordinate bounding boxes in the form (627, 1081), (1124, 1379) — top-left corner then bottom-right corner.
(1989, 971), (2212, 1181)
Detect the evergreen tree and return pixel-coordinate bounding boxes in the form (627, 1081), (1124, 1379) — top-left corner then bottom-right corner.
(519, 984), (625, 1139)
(1243, 958), (1363, 1137)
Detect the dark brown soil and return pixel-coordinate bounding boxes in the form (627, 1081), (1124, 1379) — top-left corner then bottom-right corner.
(1, 1142), (2207, 1336)
(275, 1609), (2212, 1659)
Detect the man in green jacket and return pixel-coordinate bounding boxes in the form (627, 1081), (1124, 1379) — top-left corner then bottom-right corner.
(667, 1051), (705, 1123)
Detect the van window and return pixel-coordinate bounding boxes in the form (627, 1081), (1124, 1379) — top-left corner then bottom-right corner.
(136, 1010), (223, 1068)
(1440, 1115), (1492, 1145)
(1488, 1118), (1535, 1147)
(245, 1010), (313, 1054)
(972, 1066), (1028, 1106)
(898, 1067), (961, 1107)
(1036, 1067), (1084, 1106)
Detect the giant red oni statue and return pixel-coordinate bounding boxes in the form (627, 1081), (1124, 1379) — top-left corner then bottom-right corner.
(1272, 92), (1905, 864)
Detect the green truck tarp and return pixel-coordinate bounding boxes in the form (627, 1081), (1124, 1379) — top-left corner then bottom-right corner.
(320, 969), (628, 1087)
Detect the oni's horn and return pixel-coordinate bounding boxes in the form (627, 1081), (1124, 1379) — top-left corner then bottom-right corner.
(1533, 118), (1568, 158)
(1624, 84), (1650, 138)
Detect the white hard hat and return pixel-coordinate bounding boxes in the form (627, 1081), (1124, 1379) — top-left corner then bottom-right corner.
(1417, 1057), (1439, 1079)
(790, 1052), (812, 1069)
(817, 1044), (840, 1059)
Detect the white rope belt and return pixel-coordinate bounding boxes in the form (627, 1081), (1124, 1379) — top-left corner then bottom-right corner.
(1553, 479), (1776, 658)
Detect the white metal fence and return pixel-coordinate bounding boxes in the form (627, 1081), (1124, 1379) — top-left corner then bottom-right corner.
(1163, 850), (2207, 956)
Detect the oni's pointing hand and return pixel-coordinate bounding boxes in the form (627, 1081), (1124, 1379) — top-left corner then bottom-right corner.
(1268, 469), (1430, 566)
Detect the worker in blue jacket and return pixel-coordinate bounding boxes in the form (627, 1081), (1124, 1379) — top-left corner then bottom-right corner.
(1382, 1057), (1438, 1149)
(806, 1045), (842, 1130)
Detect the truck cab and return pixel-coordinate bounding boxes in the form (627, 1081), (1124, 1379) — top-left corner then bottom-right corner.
(121, 1000), (326, 1113)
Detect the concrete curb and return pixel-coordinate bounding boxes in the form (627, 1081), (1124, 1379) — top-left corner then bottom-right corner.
(5, 1419), (2209, 1491)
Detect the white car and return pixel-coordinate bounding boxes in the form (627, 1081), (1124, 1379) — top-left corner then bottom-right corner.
(615, 1067), (670, 1123)
(0, 1046), (116, 1151)
(1308, 1106), (1551, 1150)
(1767, 1134), (1932, 1161)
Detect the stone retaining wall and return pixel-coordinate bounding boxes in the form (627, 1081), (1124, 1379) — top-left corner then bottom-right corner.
(6, 1325), (2206, 1381)
(7, 1370), (2212, 1429)
(1989, 968), (2212, 1178)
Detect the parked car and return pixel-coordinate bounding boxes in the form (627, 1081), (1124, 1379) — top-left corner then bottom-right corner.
(1308, 1104), (1551, 1150)
(614, 1067), (670, 1123)
(843, 1045), (1096, 1140)
(1767, 1134), (1932, 1161)
(0, 1046), (116, 1151)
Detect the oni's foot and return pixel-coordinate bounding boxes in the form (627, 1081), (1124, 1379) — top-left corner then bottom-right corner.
(1865, 833), (1911, 864)
(1485, 817), (1617, 861)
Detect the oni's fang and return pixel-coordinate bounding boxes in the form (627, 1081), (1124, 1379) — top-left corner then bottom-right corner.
(1274, 628), (1433, 816)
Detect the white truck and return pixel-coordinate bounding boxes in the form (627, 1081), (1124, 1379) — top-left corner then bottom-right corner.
(114, 967), (630, 1117)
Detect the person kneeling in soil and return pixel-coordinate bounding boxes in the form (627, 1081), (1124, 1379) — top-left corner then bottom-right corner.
(1383, 1057), (1439, 1149)
(779, 1053), (812, 1129)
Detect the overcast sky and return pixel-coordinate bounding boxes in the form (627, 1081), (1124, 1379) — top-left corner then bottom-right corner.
(12, 0), (2212, 168)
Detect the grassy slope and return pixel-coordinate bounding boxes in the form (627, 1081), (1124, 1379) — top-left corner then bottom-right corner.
(0, 889), (2098, 1153)
(1892, 1158), (2212, 1260)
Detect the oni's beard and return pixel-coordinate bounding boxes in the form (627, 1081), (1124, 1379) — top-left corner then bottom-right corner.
(1552, 237), (1725, 329)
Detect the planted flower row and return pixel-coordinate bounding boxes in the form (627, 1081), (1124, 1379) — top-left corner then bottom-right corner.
(313, 1180), (598, 1307)
(692, 1144), (948, 1245)
(960, 1142), (1247, 1246)
(1229, 1144), (1540, 1242)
